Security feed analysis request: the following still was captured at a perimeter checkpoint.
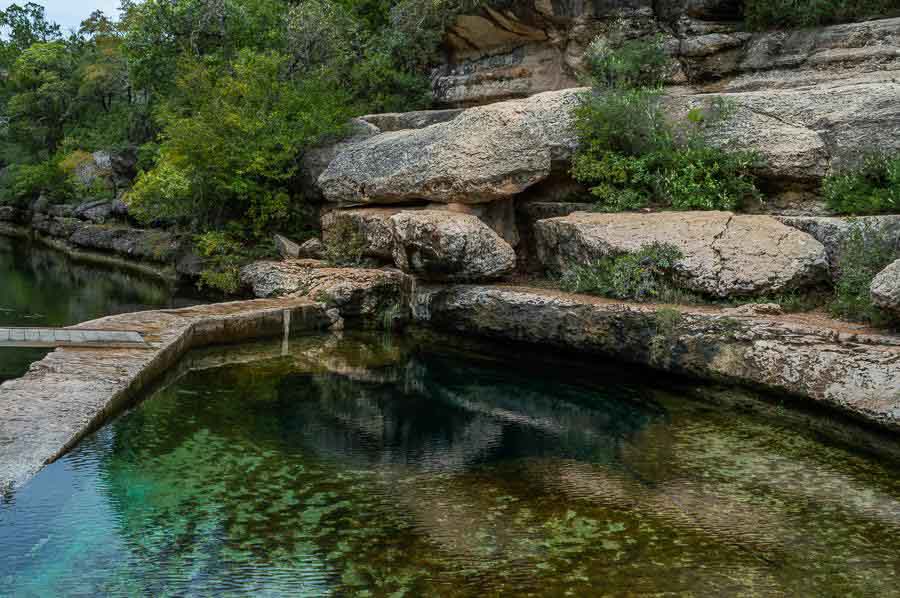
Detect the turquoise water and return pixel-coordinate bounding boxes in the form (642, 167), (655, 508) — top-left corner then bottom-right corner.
(0, 235), (197, 382)
(2, 332), (900, 596)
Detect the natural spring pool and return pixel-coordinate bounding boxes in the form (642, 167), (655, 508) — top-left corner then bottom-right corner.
(1, 331), (899, 596)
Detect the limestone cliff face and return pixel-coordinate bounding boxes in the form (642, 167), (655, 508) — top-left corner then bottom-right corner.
(432, 2), (900, 106)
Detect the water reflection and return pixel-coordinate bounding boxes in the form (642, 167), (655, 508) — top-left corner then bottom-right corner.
(0, 236), (198, 381)
(1, 332), (899, 596)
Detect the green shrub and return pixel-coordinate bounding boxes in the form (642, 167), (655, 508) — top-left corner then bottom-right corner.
(823, 153), (900, 215)
(571, 37), (760, 213)
(559, 242), (686, 302)
(323, 216), (368, 267)
(829, 223), (900, 325)
(744, 0), (900, 31)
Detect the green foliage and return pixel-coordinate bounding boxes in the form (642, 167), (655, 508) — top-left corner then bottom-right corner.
(823, 153), (900, 215)
(829, 223), (900, 325)
(572, 37), (760, 213)
(194, 229), (273, 295)
(559, 242), (686, 302)
(324, 217), (368, 267)
(743, 0), (900, 30)
(127, 50), (352, 235)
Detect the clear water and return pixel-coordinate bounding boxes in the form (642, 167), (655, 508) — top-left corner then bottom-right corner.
(2, 332), (900, 597)
(0, 235), (198, 382)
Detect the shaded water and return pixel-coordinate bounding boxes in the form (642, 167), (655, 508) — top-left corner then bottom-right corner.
(0, 235), (196, 382)
(2, 331), (900, 596)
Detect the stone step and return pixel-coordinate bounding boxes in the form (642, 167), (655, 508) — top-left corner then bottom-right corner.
(0, 327), (147, 349)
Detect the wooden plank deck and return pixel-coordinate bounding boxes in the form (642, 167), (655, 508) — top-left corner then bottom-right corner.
(0, 327), (147, 349)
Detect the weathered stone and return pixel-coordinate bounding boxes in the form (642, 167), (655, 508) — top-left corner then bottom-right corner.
(110, 198), (129, 219)
(359, 109), (463, 132)
(69, 225), (181, 263)
(73, 199), (114, 223)
(665, 74), (900, 186)
(274, 233), (301, 259)
(317, 89), (583, 205)
(426, 199), (520, 247)
(871, 259), (900, 314)
(431, 4), (900, 105)
(31, 214), (80, 239)
(322, 208), (404, 260)
(777, 215), (900, 277)
(390, 210), (516, 281)
(535, 211), (828, 297)
(175, 249), (204, 278)
(239, 260), (411, 322)
(30, 195), (50, 214)
(413, 284), (900, 432)
(298, 238), (325, 260)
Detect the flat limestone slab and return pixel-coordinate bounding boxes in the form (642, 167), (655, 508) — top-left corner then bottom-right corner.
(0, 327), (147, 348)
(0, 298), (332, 496)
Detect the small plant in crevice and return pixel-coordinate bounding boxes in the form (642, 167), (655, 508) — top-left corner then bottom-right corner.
(559, 242), (690, 302)
(828, 222), (900, 325)
(571, 34), (761, 213)
(323, 216), (368, 267)
(823, 153), (900, 215)
(650, 307), (682, 363)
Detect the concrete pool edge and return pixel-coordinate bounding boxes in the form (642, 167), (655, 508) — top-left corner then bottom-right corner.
(0, 297), (332, 495)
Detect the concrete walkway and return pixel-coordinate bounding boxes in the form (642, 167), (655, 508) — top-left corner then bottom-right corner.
(0, 297), (332, 496)
(0, 327), (147, 348)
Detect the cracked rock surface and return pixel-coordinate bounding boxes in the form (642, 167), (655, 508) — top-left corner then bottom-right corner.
(317, 89), (582, 205)
(534, 211), (828, 298)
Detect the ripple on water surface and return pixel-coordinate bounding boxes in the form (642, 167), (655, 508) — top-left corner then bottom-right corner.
(2, 332), (900, 596)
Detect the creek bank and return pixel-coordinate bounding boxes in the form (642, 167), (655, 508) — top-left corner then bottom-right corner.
(237, 259), (900, 434)
(0, 200), (200, 282)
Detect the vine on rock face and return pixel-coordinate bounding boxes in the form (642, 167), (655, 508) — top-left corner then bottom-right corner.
(571, 34), (761, 213)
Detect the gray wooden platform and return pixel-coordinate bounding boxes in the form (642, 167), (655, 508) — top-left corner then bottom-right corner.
(0, 327), (147, 349)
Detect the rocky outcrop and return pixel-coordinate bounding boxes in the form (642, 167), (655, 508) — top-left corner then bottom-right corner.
(69, 225), (182, 263)
(871, 259), (900, 315)
(0, 206), (28, 224)
(238, 260), (411, 323)
(390, 210), (516, 281)
(777, 215), (900, 276)
(414, 284), (900, 431)
(665, 73), (900, 186)
(535, 211), (828, 297)
(317, 89), (582, 205)
(432, 1), (900, 106)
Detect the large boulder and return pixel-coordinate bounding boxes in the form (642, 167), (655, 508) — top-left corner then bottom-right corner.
(390, 210), (516, 281)
(535, 211), (828, 298)
(69, 225), (181, 263)
(317, 89), (583, 205)
(871, 259), (900, 315)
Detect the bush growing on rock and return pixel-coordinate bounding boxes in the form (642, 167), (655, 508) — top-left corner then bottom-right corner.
(559, 242), (691, 302)
(829, 222), (900, 325)
(823, 153), (900, 215)
(571, 36), (760, 213)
